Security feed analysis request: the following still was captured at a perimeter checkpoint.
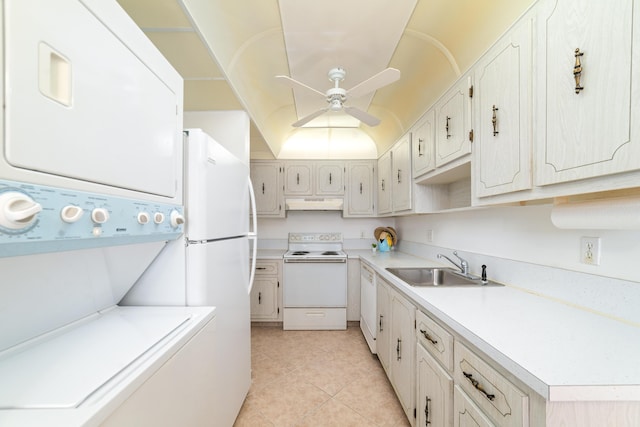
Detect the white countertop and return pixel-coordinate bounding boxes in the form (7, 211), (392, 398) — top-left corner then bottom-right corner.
(351, 250), (640, 402)
(255, 249), (286, 259)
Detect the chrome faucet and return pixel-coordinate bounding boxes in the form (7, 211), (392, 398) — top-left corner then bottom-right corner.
(437, 251), (469, 276)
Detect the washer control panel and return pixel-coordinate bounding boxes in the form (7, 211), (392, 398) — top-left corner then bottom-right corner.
(0, 180), (184, 257)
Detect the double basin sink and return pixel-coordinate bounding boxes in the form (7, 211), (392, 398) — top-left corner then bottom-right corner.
(386, 267), (502, 287)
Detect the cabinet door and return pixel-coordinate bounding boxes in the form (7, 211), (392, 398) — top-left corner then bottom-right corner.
(474, 17), (533, 198)
(377, 152), (393, 215)
(284, 163), (313, 195)
(250, 163), (284, 217)
(417, 344), (454, 427)
(376, 277), (392, 373)
(435, 77), (472, 167)
(453, 386), (495, 427)
(535, 0), (640, 185)
(250, 277), (278, 320)
(316, 162), (344, 195)
(413, 111), (436, 178)
(345, 161), (375, 217)
(392, 135), (412, 212)
(390, 289), (415, 421)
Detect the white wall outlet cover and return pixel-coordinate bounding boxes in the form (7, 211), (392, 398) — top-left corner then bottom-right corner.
(580, 236), (601, 266)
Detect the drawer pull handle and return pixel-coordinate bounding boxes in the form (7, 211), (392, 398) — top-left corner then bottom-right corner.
(425, 396), (431, 425)
(446, 116), (451, 139)
(381, 179), (385, 191)
(463, 371), (495, 401)
(256, 267), (267, 270)
(258, 291), (262, 304)
(379, 314), (384, 332)
(360, 182), (363, 194)
(418, 138), (424, 157)
(573, 48), (584, 94)
(492, 105), (499, 136)
(396, 338), (402, 361)
(419, 329), (438, 345)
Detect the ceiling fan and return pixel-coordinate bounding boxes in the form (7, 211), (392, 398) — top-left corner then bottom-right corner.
(276, 67), (400, 127)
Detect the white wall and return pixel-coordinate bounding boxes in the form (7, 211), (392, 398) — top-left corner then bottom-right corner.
(257, 211), (396, 250)
(396, 204), (640, 284)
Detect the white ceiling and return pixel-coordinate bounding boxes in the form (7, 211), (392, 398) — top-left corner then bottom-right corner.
(117, 0), (535, 159)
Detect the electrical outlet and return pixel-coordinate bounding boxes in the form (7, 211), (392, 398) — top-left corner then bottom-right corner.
(426, 229), (433, 242)
(580, 236), (601, 265)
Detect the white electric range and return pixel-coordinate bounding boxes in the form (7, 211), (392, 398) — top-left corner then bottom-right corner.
(283, 233), (347, 330)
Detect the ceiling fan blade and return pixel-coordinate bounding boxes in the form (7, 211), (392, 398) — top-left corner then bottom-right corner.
(346, 68), (401, 99)
(343, 106), (381, 127)
(275, 75), (325, 97)
(292, 108), (330, 127)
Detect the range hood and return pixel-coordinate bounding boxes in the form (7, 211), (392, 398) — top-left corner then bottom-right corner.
(285, 198), (344, 211)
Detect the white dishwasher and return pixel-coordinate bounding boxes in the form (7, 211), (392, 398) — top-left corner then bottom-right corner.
(360, 262), (377, 353)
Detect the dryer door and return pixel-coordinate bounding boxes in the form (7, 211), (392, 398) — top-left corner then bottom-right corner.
(3, 0), (182, 199)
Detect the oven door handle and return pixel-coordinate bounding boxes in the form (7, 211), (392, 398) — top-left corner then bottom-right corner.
(284, 258), (347, 263)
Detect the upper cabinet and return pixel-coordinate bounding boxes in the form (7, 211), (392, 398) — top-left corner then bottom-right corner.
(345, 161), (376, 217)
(473, 14), (533, 199)
(435, 77), (473, 168)
(535, 0), (640, 186)
(377, 151), (393, 215)
(315, 162), (345, 196)
(284, 163), (313, 195)
(391, 135), (412, 212)
(412, 111), (436, 178)
(378, 135), (412, 215)
(250, 161), (284, 217)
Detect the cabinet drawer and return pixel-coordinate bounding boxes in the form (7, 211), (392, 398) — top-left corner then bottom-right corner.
(454, 385), (495, 427)
(454, 341), (528, 427)
(254, 260), (279, 276)
(416, 310), (454, 372)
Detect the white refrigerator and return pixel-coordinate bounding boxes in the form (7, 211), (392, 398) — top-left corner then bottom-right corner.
(184, 128), (257, 426)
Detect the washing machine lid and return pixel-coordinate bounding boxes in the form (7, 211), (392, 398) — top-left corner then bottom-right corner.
(0, 307), (191, 409)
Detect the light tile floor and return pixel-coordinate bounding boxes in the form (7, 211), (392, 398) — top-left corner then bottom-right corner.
(234, 325), (411, 427)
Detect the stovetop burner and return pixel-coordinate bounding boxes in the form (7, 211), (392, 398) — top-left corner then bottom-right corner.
(322, 251), (339, 256)
(290, 251), (310, 256)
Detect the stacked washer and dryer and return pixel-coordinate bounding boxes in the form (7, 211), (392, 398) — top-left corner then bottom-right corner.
(0, 1), (244, 426)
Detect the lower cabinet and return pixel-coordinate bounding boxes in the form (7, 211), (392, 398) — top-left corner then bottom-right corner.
(454, 385), (496, 427)
(250, 260), (281, 321)
(417, 343), (454, 427)
(377, 275), (416, 425)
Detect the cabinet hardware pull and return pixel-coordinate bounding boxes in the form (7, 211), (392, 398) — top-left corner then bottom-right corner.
(296, 173), (300, 185)
(463, 371), (495, 401)
(396, 338), (402, 361)
(379, 314), (384, 332)
(258, 291), (262, 304)
(492, 105), (499, 136)
(425, 396), (431, 425)
(446, 116), (451, 139)
(256, 267), (267, 270)
(359, 182), (363, 194)
(469, 129), (474, 142)
(329, 172), (332, 184)
(419, 329), (438, 345)
(262, 182), (265, 194)
(381, 179), (385, 191)
(418, 138), (424, 157)
(397, 169), (401, 183)
(574, 48), (584, 94)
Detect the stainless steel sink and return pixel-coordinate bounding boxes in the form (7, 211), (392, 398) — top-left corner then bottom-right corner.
(385, 267), (502, 287)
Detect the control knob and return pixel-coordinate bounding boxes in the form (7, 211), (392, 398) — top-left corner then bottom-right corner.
(61, 205), (84, 223)
(0, 191), (43, 230)
(170, 210), (185, 228)
(137, 212), (151, 225)
(91, 207), (110, 224)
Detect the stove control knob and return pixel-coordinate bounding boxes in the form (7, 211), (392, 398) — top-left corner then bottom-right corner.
(61, 205), (84, 223)
(137, 212), (150, 225)
(153, 212), (165, 224)
(0, 191), (43, 230)
(170, 210), (185, 228)
(91, 208), (110, 224)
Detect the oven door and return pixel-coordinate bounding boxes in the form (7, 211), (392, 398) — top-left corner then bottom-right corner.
(283, 259), (347, 307)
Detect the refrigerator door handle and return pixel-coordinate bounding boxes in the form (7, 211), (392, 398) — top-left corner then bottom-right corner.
(247, 177), (258, 294)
